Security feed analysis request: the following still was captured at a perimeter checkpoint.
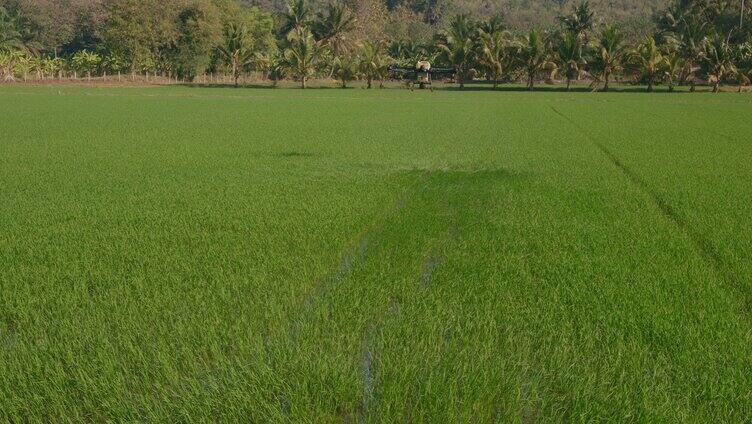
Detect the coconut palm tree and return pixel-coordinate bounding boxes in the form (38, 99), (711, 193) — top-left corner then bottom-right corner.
(331, 54), (358, 88)
(280, 0), (312, 37)
(554, 31), (586, 90)
(217, 23), (255, 87)
(281, 27), (323, 88)
(662, 43), (685, 92)
(558, 1), (595, 40)
(479, 14), (505, 36)
(435, 14), (477, 89)
(516, 29), (555, 91)
(312, 3), (356, 55)
(589, 25), (625, 91)
(477, 28), (513, 88)
(658, 7), (709, 91)
(358, 41), (390, 88)
(700, 35), (736, 92)
(630, 36), (666, 92)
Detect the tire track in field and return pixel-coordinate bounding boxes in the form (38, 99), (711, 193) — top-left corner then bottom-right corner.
(356, 298), (400, 424)
(299, 235), (370, 312)
(418, 247), (442, 289)
(273, 170), (503, 420)
(418, 216), (459, 289)
(358, 220), (458, 422)
(349, 173), (459, 422)
(359, 189), (463, 421)
(269, 172), (430, 419)
(291, 172), (429, 331)
(549, 104), (751, 315)
(393, 222), (459, 422)
(358, 323), (375, 423)
(366, 203), (457, 421)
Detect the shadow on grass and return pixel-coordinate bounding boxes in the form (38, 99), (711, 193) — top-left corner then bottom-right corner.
(401, 166), (526, 185)
(436, 83), (707, 94)
(177, 82), (356, 90)
(175, 81), (728, 94)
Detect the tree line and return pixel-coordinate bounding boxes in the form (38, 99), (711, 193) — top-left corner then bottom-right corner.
(1, 0), (750, 91)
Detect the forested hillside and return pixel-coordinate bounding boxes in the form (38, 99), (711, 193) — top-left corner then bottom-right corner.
(1, 0), (750, 91)
(242, 0), (666, 35)
(2, 0), (667, 56)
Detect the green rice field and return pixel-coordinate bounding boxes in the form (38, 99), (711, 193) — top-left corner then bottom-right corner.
(1, 85), (751, 422)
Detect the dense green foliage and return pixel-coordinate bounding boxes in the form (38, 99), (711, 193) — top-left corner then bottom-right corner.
(0, 0), (750, 90)
(1, 85), (751, 421)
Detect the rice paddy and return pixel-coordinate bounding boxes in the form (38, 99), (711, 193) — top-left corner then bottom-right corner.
(1, 85), (751, 422)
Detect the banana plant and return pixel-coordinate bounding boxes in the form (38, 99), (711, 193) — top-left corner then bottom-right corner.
(40, 57), (62, 79)
(253, 51), (281, 85)
(103, 54), (128, 79)
(137, 55), (156, 78)
(733, 41), (751, 92)
(0, 50), (15, 81)
(72, 50), (102, 80)
(388, 39), (432, 69)
(28, 54), (44, 80)
(358, 41), (390, 89)
(13, 52), (32, 81)
(331, 53), (358, 88)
